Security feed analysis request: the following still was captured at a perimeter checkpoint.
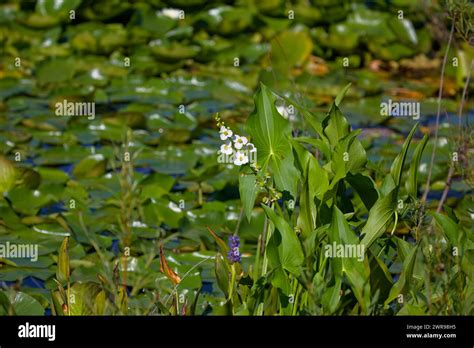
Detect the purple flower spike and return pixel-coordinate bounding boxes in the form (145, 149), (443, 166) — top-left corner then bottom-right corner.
(227, 235), (241, 263)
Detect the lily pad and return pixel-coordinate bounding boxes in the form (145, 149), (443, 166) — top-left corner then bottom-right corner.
(36, 57), (76, 84)
(72, 154), (107, 179)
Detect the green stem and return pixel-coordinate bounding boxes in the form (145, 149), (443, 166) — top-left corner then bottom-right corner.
(175, 291), (179, 315)
(390, 211), (398, 236)
(256, 202), (274, 315)
(292, 282), (302, 316)
(198, 184), (203, 206)
(67, 280), (71, 316)
(253, 234), (262, 280)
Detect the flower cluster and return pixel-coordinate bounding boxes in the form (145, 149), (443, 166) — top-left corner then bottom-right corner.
(215, 114), (256, 166)
(227, 235), (241, 263)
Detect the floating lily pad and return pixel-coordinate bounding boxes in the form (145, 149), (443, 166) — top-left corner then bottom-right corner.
(270, 30), (313, 74)
(0, 156), (16, 194)
(36, 57), (76, 84)
(72, 154), (107, 179)
(0, 291), (44, 315)
(150, 40), (201, 61)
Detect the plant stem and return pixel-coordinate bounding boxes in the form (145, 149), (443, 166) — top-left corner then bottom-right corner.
(437, 58), (473, 213)
(198, 184), (203, 206)
(256, 202), (273, 315)
(67, 280), (71, 316)
(174, 291), (179, 315)
(260, 203), (274, 277)
(294, 283), (303, 316)
(260, 216), (269, 277)
(253, 234), (262, 280)
(291, 279), (299, 316)
(234, 207), (244, 235)
(436, 165), (455, 213)
(422, 19), (455, 203)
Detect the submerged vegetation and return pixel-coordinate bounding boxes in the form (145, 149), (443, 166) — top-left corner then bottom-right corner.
(0, 0), (473, 316)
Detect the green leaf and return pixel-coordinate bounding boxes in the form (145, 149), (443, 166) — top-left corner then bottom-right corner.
(328, 130), (363, 188)
(69, 282), (102, 315)
(94, 290), (108, 315)
(406, 135), (428, 198)
(37, 57), (76, 84)
(215, 253), (230, 297)
(51, 288), (65, 316)
(291, 140), (327, 238)
(345, 173), (379, 210)
(388, 18), (418, 46)
(8, 291), (44, 315)
(246, 83), (291, 166)
(323, 104), (350, 148)
(139, 172), (175, 200)
(272, 154), (299, 199)
(307, 154), (329, 200)
(72, 154), (107, 179)
(132, 8), (176, 36)
(314, 155), (330, 195)
(295, 137), (331, 160)
(432, 212), (463, 251)
(56, 237), (70, 284)
(270, 30), (313, 74)
(396, 303), (426, 315)
(321, 277), (342, 314)
(246, 83), (299, 197)
(335, 83), (352, 106)
(384, 244), (418, 307)
(262, 205), (304, 277)
(279, 95), (326, 141)
(0, 290), (13, 315)
(347, 138), (367, 173)
(0, 156), (16, 194)
(368, 250), (393, 303)
(390, 123), (418, 188)
(36, 0), (81, 17)
(297, 161), (317, 239)
(394, 236), (413, 262)
(306, 155), (328, 201)
(206, 226), (229, 254)
(291, 138), (311, 175)
(360, 189), (397, 249)
(380, 174), (396, 197)
(16, 168), (41, 190)
(328, 206), (371, 313)
(239, 168), (259, 222)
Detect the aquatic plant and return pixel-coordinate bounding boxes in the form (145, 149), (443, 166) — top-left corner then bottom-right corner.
(206, 83), (474, 315)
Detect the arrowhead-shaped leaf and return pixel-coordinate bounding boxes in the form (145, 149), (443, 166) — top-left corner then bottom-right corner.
(246, 83), (299, 197)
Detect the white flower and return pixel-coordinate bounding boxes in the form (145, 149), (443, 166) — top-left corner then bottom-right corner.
(234, 151), (249, 166)
(220, 141), (233, 155)
(233, 135), (248, 149)
(220, 126), (233, 140)
(246, 142), (256, 153)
